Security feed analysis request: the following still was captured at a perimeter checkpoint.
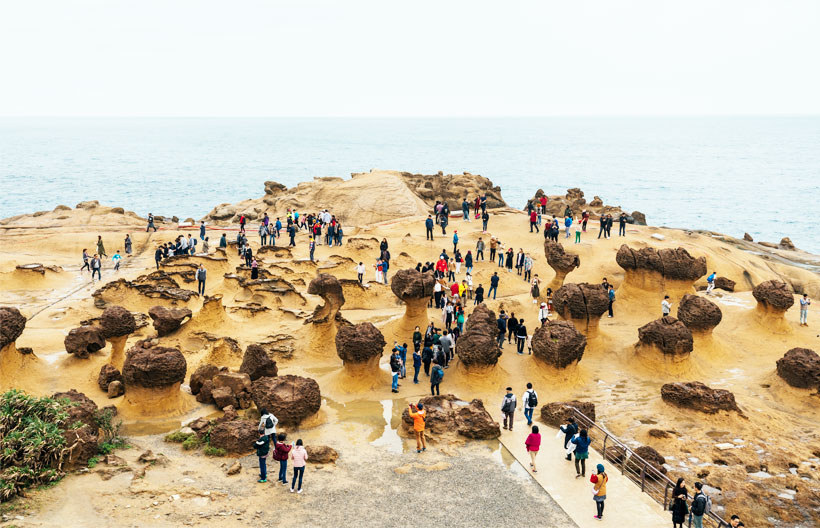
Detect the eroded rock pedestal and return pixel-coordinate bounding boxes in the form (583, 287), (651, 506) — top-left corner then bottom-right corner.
(390, 269), (435, 320)
(457, 304), (502, 368)
(250, 375), (321, 426)
(121, 340), (188, 415)
(0, 306), (37, 384)
(676, 294), (722, 336)
(100, 305), (137, 369)
(752, 280), (794, 333)
(544, 241), (580, 290)
(552, 282), (609, 337)
(616, 245), (707, 302)
(776, 348), (820, 391)
(636, 316), (693, 358)
(334, 322), (386, 374)
(531, 320), (586, 368)
(307, 273), (345, 324)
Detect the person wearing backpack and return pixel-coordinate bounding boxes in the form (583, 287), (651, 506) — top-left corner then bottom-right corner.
(690, 481), (710, 528)
(253, 433), (270, 483)
(501, 387), (517, 431)
(258, 408), (278, 440)
(522, 383), (538, 426)
(430, 362), (444, 395)
(272, 432), (292, 485)
(390, 348), (402, 393)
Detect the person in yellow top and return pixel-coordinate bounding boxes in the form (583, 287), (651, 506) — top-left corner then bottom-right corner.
(591, 463), (608, 520)
(458, 280), (467, 298)
(408, 402), (427, 453)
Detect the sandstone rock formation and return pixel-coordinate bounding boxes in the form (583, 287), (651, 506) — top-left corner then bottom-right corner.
(251, 375), (321, 426)
(531, 320), (586, 368)
(539, 401), (596, 426)
(401, 395), (500, 439)
(334, 323), (385, 365)
(390, 269), (435, 318)
(307, 273), (345, 324)
(148, 306), (192, 336)
(776, 348), (820, 390)
(457, 304), (502, 368)
(552, 282), (609, 334)
(715, 276), (735, 292)
(64, 326), (107, 358)
(209, 372), (253, 409)
(107, 380), (124, 398)
(239, 344), (279, 381)
(779, 237), (796, 250)
(752, 280), (794, 312)
(209, 420), (259, 453)
(0, 306), (26, 350)
(100, 305), (137, 338)
(637, 316), (693, 356)
(189, 364), (221, 395)
(631, 211), (647, 225)
(93, 272), (198, 303)
(306, 445), (339, 464)
(544, 241), (580, 288)
(616, 245), (707, 281)
(676, 294), (722, 332)
(123, 341), (187, 389)
(98, 364), (123, 392)
(52, 389), (101, 468)
(661, 381), (743, 414)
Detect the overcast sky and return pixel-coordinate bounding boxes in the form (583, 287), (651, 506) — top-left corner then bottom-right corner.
(1, 0), (818, 117)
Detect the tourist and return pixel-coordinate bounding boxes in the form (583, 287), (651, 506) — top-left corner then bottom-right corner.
(290, 439), (308, 493)
(729, 515), (744, 527)
(800, 293), (811, 326)
(239, 214), (246, 233)
(452, 231), (459, 254)
(440, 211), (448, 235)
(466, 273), (473, 299)
(601, 277), (610, 290)
(81, 249), (90, 272)
(525, 425), (541, 472)
(196, 264), (206, 295)
(202, 236), (209, 254)
(287, 223), (296, 246)
(90, 254), (102, 281)
(530, 274), (540, 303)
(461, 197), (470, 221)
(662, 295), (672, 316)
(272, 432), (291, 485)
(530, 209), (539, 233)
(488, 272), (499, 300)
(571, 429), (592, 477)
(375, 259), (384, 284)
(539, 194), (548, 214)
(564, 216), (572, 238)
(523, 254), (533, 282)
(582, 210), (590, 232)
(501, 387), (517, 431)
(482, 209), (489, 232)
(188, 234), (197, 255)
(505, 248), (514, 272)
(574, 218), (582, 243)
(671, 477), (689, 528)
(447, 258), (456, 282)
(412, 346), (421, 384)
(439, 330), (453, 368)
(597, 215), (606, 239)
(390, 348), (402, 393)
(475, 238), (485, 261)
(219, 233), (227, 248)
(412, 326), (423, 353)
(522, 382), (538, 425)
(464, 250), (473, 274)
(430, 361), (444, 395)
(546, 287), (553, 313)
(474, 283), (484, 305)
(309, 237), (315, 262)
(393, 341), (408, 379)
(253, 433), (270, 483)
(497, 242), (505, 267)
(559, 417), (578, 460)
(124, 234), (132, 256)
(409, 402), (427, 453)
(507, 312), (518, 344)
(259, 222), (268, 246)
(433, 279), (444, 308)
(496, 310), (507, 348)
(454, 249), (462, 274)
(275, 217), (282, 237)
(515, 249), (525, 276)
(111, 251), (122, 271)
(489, 237), (497, 262)
(96, 235), (107, 258)
(422, 342), (433, 376)
(690, 481), (710, 528)
(606, 214), (614, 238)
(516, 318), (528, 354)
(356, 261), (366, 284)
(608, 285), (615, 317)
(706, 271), (716, 295)
(538, 302), (550, 324)
(425, 215), (434, 240)
(153, 246), (163, 270)
(146, 213), (157, 232)
(591, 464), (608, 519)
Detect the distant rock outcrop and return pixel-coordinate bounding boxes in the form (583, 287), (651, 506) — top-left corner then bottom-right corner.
(616, 245), (707, 282)
(531, 320), (586, 368)
(457, 304), (503, 368)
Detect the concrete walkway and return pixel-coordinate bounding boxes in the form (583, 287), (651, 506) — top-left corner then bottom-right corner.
(498, 425), (670, 528)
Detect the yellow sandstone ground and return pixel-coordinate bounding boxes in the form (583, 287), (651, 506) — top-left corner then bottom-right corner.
(1, 185), (819, 527)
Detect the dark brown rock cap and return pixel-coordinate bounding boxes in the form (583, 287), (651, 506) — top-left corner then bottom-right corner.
(251, 375), (321, 426)
(334, 322), (386, 363)
(539, 401), (596, 426)
(660, 381), (743, 415)
(544, 241), (580, 273)
(531, 320), (587, 368)
(0, 306), (26, 349)
(307, 273), (345, 305)
(401, 394), (500, 439)
(100, 305), (137, 338)
(148, 305), (192, 336)
(390, 269), (435, 301)
(676, 294), (722, 331)
(616, 245), (706, 281)
(457, 304), (502, 367)
(552, 283), (609, 321)
(123, 341), (187, 388)
(239, 344), (279, 381)
(637, 316), (693, 356)
(752, 280), (794, 311)
(64, 325), (107, 358)
(776, 348), (820, 390)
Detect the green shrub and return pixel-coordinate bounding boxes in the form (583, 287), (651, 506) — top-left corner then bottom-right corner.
(164, 431), (195, 444)
(203, 446), (226, 457)
(181, 436), (201, 451)
(86, 456), (100, 468)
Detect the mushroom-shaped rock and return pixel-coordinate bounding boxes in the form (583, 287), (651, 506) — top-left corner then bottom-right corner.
(0, 306), (27, 350)
(752, 280), (794, 312)
(189, 364), (221, 395)
(637, 316), (693, 356)
(122, 342), (187, 388)
(251, 375), (321, 426)
(676, 294), (722, 332)
(98, 364), (123, 392)
(334, 322), (385, 365)
(457, 304), (502, 368)
(100, 305), (136, 338)
(148, 306), (192, 336)
(552, 283), (609, 329)
(544, 241), (580, 287)
(616, 245), (707, 281)
(239, 344), (278, 381)
(209, 420), (259, 453)
(539, 401), (596, 426)
(64, 326), (107, 358)
(660, 381), (743, 414)
(390, 269), (435, 317)
(714, 277), (735, 292)
(307, 273), (345, 323)
(401, 395), (500, 439)
(776, 348), (820, 390)
(531, 320), (586, 368)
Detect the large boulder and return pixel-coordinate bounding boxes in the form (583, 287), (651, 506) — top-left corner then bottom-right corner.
(239, 344), (278, 381)
(189, 364), (221, 395)
(52, 389), (99, 433)
(660, 381), (742, 414)
(637, 316), (693, 356)
(714, 276), (736, 292)
(209, 420), (258, 453)
(122, 342), (187, 388)
(100, 305), (136, 338)
(307, 273), (345, 323)
(752, 280), (794, 311)
(148, 306), (192, 336)
(632, 446), (667, 477)
(676, 294), (722, 331)
(616, 245), (706, 281)
(630, 211), (647, 225)
(457, 304), (502, 368)
(531, 320), (586, 368)
(390, 269), (435, 316)
(544, 241), (580, 275)
(401, 395), (500, 439)
(251, 375), (321, 426)
(64, 326), (107, 358)
(539, 401), (596, 426)
(211, 372), (253, 409)
(552, 283), (609, 322)
(98, 364), (123, 392)
(0, 306), (26, 350)
(305, 445), (338, 464)
(776, 348), (820, 390)
(334, 322), (385, 364)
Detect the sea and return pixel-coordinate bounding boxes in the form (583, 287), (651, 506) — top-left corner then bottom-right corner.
(1, 117), (818, 253)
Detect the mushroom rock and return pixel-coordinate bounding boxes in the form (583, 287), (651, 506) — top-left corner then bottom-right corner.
(776, 348), (820, 390)
(544, 241), (580, 289)
(531, 320), (586, 368)
(636, 316), (693, 357)
(239, 344), (278, 381)
(98, 364), (123, 392)
(539, 401), (596, 426)
(457, 304), (502, 368)
(714, 277), (735, 292)
(122, 341), (188, 413)
(0, 306), (27, 351)
(64, 325), (107, 359)
(148, 306), (192, 336)
(390, 269), (435, 318)
(209, 420), (259, 453)
(630, 211), (647, 225)
(660, 381), (743, 415)
(306, 273), (345, 324)
(676, 294), (722, 333)
(752, 280), (794, 313)
(743, 232), (753, 242)
(100, 305), (136, 339)
(189, 363), (221, 395)
(552, 283), (609, 335)
(334, 322), (386, 368)
(250, 375), (321, 426)
(400, 395), (500, 439)
(616, 245), (706, 297)
(779, 237), (796, 250)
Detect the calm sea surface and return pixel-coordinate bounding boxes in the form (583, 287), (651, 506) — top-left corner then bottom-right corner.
(1, 117), (818, 252)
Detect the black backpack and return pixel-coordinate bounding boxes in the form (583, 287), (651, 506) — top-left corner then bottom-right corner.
(265, 415), (274, 429)
(527, 390), (538, 408)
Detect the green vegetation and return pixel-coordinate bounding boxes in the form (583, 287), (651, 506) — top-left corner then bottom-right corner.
(86, 456), (100, 468)
(203, 446), (226, 457)
(164, 431), (195, 443)
(181, 436), (201, 451)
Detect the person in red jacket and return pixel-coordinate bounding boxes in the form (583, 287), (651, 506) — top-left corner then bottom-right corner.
(435, 258), (447, 279)
(272, 433), (292, 485)
(539, 195), (548, 214)
(525, 425), (542, 472)
(529, 210), (539, 233)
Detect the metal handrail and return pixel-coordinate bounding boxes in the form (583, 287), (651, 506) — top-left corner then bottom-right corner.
(567, 406), (730, 528)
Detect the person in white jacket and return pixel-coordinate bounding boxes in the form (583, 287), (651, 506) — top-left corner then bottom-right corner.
(538, 302), (550, 325)
(259, 408), (279, 439)
(522, 382), (538, 426)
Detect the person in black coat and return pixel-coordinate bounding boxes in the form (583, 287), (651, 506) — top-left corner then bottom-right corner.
(671, 478), (689, 528)
(559, 417), (578, 460)
(421, 345), (433, 375)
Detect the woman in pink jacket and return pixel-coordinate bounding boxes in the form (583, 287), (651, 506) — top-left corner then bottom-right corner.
(525, 425), (541, 473)
(290, 439), (309, 493)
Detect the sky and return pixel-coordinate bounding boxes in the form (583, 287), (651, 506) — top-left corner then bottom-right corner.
(1, 0), (818, 117)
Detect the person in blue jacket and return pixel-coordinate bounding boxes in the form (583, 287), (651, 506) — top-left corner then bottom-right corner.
(570, 429), (593, 477)
(452, 231), (459, 254)
(564, 216), (573, 238)
(425, 215), (434, 241)
(412, 347), (422, 384)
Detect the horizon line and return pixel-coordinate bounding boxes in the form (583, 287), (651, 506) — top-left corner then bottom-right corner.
(1, 113), (819, 119)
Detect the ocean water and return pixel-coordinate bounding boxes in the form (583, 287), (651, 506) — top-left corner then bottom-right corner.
(1, 117), (819, 253)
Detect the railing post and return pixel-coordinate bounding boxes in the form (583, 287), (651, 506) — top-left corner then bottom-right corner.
(621, 446), (626, 474)
(640, 463), (646, 492)
(602, 433), (608, 457)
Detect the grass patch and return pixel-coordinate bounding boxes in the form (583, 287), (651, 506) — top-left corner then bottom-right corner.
(164, 431), (196, 443)
(203, 446), (226, 457)
(86, 456), (100, 468)
(181, 436), (201, 451)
